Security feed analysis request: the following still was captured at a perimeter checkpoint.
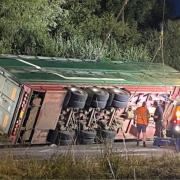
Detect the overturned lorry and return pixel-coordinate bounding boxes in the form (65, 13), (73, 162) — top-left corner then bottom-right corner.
(0, 55), (180, 145)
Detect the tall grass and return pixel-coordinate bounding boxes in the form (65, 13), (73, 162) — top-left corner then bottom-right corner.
(0, 32), (151, 62)
(54, 35), (151, 62)
(0, 151), (179, 179)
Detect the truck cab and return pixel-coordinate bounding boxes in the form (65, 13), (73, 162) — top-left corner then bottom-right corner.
(165, 101), (180, 138)
(164, 95), (180, 151)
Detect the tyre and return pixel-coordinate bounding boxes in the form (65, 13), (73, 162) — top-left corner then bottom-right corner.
(95, 129), (116, 143)
(101, 130), (116, 139)
(80, 130), (96, 139)
(111, 100), (128, 108)
(110, 88), (130, 102)
(106, 92), (115, 107)
(81, 138), (95, 144)
(59, 131), (75, 140)
(47, 129), (58, 144)
(91, 100), (107, 109)
(87, 87), (109, 101)
(68, 99), (86, 109)
(79, 130), (96, 144)
(57, 133), (75, 145)
(69, 87), (88, 102)
(60, 139), (74, 146)
(63, 90), (71, 108)
(85, 90), (94, 107)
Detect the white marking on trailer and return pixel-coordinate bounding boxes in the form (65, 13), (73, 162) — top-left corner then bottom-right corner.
(16, 58), (125, 81)
(16, 58), (41, 70)
(51, 72), (125, 81)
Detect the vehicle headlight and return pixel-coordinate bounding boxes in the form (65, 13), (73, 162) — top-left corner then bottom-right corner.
(174, 126), (180, 133)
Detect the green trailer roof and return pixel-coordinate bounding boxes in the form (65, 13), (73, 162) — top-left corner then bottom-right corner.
(0, 55), (180, 86)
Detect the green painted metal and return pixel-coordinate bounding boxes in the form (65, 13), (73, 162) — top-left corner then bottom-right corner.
(0, 55), (180, 86)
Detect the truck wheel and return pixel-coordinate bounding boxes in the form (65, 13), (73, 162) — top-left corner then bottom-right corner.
(80, 130), (96, 139)
(87, 87), (109, 101)
(96, 129), (116, 143)
(70, 87), (88, 102)
(85, 90), (94, 107)
(111, 100), (128, 108)
(81, 138), (95, 144)
(58, 131), (75, 145)
(91, 100), (107, 109)
(63, 90), (71, 108)
(111, 88), (130, 102)
(79, 130), (96, 144)
(47, 129), (58, 144)
(59, 131), (75, 140)
(101, 130), (116, 139)
(68, 100), (86, 109)
(106, 93), (115, 107)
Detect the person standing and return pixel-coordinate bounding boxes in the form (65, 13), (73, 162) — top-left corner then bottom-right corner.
(153, 101), (163, 137)
(134, 102), (150, 147)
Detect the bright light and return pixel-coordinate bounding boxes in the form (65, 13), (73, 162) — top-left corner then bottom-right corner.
(175, 126), (180, 132)
(70, 87), (77, 91)
(113, 88), (121, 93)
(92, 88), (98, 92)
(176, 110), (180, 120)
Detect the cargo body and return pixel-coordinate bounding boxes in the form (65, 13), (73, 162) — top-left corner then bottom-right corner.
(0, 55), (180, 145)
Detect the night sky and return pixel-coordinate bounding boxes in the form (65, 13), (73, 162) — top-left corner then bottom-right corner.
(169, 0), (180, 18)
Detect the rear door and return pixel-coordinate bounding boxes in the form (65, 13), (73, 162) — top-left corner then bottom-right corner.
(31, 90), (66, 144)
(0, 76), (21, 134)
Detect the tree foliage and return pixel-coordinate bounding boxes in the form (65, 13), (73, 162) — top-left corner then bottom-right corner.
(0, 0), (179, 69)
(0, 0), (66, 55)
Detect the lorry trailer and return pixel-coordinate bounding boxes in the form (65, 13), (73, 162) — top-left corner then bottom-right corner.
(0, 55), (179, 146)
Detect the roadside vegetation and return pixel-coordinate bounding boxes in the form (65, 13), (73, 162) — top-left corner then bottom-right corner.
(0, 0), (179, 70)
(0, 151), (179, 179)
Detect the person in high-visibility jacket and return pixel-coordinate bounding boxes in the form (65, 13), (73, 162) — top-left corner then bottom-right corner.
(134, 101), (150, 147)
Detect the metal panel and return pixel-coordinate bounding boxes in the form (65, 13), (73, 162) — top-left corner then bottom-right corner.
(0, 76), (21, 134)
(30, 130), (49, 144)
(0, 75), (6, 91)
(31, 90), (66, 144)
(3, 79), (19, 101)
(22, 97), (42, 141)
(0, 108), (10, 133)
(1, 57), (180, 86)
(9, 85), (32, 144)
(0, 94), (15, 112)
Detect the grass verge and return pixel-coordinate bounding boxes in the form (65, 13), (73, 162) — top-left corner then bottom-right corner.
(0, 151), (179, 179)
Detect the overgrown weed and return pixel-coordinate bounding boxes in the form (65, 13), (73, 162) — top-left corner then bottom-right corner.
(0, 148), (179, 179)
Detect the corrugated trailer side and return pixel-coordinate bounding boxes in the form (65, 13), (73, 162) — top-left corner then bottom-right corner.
(0, 69), (21, 134)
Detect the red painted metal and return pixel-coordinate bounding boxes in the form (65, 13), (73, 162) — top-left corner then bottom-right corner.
(9, 85), (31, 144)
(171, 87), (180, 100)
(27, 83), (173, 93)
(123, 85), (173, 93)
(31, 90), (67, 144)
(26, 84), (65, 91)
